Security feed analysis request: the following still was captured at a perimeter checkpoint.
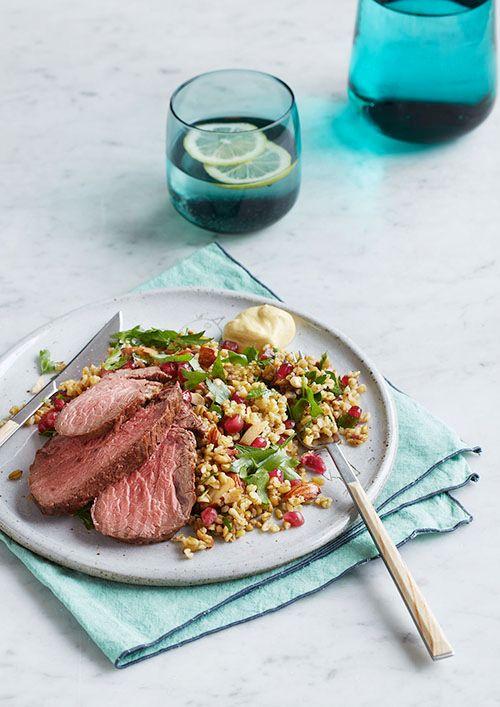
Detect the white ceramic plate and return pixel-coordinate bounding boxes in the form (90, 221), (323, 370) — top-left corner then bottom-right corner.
(0, 288), (397, 585)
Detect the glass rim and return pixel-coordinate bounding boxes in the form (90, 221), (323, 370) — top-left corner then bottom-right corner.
(169, 68), (297, 134)
(369, 0), (489, 18)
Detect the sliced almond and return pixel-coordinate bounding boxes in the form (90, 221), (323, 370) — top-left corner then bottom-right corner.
(240, 420), (266, 445)
(31, 375), (48, 394)
(210, 473), (235, 504)
(190, 392), (205, 406)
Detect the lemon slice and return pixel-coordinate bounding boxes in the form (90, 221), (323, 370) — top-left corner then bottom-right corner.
(204, 142), (292, 187)
(183, 122), (267, 167)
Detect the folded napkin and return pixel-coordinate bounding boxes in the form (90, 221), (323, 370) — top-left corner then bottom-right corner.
(0, 243), (479, 668)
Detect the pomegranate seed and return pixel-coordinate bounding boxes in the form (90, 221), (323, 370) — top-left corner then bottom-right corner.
(284, 419), (295, 429)
(348, 405), (362, 419)
(290, 478), (301, 488)
(52, 397), (65, 411)
(276, 362), (293, 380)
(251, 436), (267, 448)
(269, 468), (284, 482)
(120, 360), (134, 369)
(223, 414), (244, 434)
(200, 507), (218, 527)
(341, 375), (349, 387)
(177, 362), (191, 383)
(300, 452), (327, 475)
(198, 346), (216, 368)
(284, 511), (305, 527)
(182, 390), (192, 404)
(220, 340), (239, 352)
(231, 392), (245, 404)
(277, 435), (288, 445)
(38, 409), (58, 432)
(160, 362), (177, 377)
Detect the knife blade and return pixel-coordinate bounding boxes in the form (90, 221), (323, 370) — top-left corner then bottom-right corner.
(0, 311), (122, 448)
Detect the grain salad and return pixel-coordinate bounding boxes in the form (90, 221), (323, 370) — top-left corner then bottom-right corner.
(3, 320), (369, 558)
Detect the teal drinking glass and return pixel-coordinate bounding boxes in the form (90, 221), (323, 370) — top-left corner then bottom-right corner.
(348, 0), (497, 142)
(167, 70), (301, 233)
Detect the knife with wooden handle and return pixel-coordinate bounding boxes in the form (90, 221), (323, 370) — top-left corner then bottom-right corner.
(0, 311), (122, 448)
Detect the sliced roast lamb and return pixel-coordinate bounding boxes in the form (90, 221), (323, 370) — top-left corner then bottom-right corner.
(29, 384), (186, 515)
(112, 366), (169, 381)
(55, 366), (169, 438)
(91, 426), (196, 544)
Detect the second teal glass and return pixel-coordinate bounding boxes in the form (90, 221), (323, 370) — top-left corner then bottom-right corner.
(348, 0), (497, 142)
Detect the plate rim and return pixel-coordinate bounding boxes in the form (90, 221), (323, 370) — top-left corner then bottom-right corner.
(0, 286), (398, 585)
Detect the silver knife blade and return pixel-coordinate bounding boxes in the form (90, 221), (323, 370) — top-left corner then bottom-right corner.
(1, 311), (122, 446)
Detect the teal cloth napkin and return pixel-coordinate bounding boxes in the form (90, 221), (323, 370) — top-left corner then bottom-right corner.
(0, 243), (479, 668)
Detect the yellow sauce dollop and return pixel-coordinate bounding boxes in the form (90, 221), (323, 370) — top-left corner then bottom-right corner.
(223, 304), (296, 351)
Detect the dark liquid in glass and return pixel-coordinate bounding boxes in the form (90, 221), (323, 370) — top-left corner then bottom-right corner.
(167, 117), (300, 234)
(352, 94), (495, 142)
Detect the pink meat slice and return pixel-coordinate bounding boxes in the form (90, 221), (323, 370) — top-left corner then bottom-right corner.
(91, 426), (196, 544)
(30, 385), (184, 515)
(55, 366), (168, 437)
(113, 366), (169, 381)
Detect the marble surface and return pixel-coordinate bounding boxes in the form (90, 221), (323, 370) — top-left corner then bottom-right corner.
(1, 0), (498, 704)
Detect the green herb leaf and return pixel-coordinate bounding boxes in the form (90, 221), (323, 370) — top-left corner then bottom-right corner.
(222, 516), (233, 531)
(290, 381), (324, 422)
(304, 384), (323, 419)
(242, 346), (258, 362)
(259, 448), (300, 477)
(206, 378), (231, 404)
(282, 465), (301, 481)
(110, 325), (144, 345)
(103, 347), (128, 371)
(211, 353), (226, 381)
(337, 412), (357, 429)
(226, 351), (249, 366)
(245, 468), (270, 505)
(209, 402), (222, 418)
(110, 326), (209, 350)
(325, 370), (342, 396)
(246, 386), (268, 400)
(74, 504), (94, 530)
(230, 456), (254, 478)
(306, 370), (327, 385)
(39, 349), (57, 374)
(318, 352), (329, 370)
(150, 352), (193, 363)
(181, 369), (207, 390)
(231, 442), (299, 485)
(234, 444), (273, 463)
(290, 397), (308, 422)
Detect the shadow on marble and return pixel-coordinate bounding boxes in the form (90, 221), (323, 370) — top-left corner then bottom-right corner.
(350, 532), (458, 669)
(300, 95), (458, 158)
(112, 184), (211, 247)
(104, 175), (269, 247)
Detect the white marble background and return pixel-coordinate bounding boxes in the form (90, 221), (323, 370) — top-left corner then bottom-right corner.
(1, 0), (499, 704)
